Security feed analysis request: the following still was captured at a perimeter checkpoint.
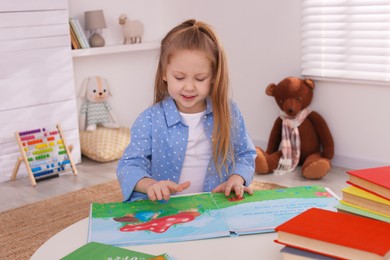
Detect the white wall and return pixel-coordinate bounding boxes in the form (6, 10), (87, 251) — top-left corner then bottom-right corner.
(70, 0), (390, 170)
(163, 0), (302, 141)
(163, 0), (390, 170)
(314, 80), (390, 169)
(68, 0), (164, 128)
(0, 0), (81, 182)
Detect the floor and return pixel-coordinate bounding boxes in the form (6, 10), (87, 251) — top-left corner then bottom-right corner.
(0, 157), (350, 213)
(0, 157), (118, 212)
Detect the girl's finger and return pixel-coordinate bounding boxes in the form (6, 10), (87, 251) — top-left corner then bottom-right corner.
(161, 186), (171, 201)
(234, 185), (244, 198)
(225, 184), (233, 196)
(244, 186), (254, 195)
(147, 188), (157, 201)
(179, 181), (191, 191)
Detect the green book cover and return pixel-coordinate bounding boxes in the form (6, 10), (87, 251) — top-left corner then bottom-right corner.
(61, 241), (167, 260)
(336, 202), (390, 223)
(88, 185), (338, 246)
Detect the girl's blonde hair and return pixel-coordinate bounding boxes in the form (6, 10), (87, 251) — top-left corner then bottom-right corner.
(154, 19), (233, 174)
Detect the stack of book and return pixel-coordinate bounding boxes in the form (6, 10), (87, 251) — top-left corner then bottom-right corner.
(336, 166), (390, 223)
(69, 18), (90, 49)
(275, 208), (390, 259)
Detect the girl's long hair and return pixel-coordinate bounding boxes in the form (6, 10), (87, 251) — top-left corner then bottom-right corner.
(154, 19), (233, 174)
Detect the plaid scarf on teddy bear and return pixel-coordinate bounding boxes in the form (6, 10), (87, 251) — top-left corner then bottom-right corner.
(274, 108), (311, 175)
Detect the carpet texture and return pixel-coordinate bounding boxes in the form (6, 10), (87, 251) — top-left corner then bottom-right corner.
(0, 180), (123, 259)
(0, 180), (284, 259)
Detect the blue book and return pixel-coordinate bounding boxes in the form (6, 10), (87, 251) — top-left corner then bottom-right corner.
(281, 246), (337, 259)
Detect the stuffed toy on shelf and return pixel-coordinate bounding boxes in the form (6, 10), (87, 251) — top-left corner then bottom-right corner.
(118, 13), (144, 44)
(79, 76), (120, 131)
(255, 77), (334, 179)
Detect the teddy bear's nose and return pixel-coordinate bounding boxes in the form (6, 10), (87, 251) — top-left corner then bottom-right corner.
(99, 92), (103, 96)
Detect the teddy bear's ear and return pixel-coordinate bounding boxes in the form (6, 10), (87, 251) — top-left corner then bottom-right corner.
(265, 83), (276, 96)
(80, 77), (90, 98)
(304, 78), (315, 89)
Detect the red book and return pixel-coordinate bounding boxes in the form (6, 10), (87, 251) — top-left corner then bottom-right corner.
(346, 166), (390, 200)
(274, 208), (390, 260)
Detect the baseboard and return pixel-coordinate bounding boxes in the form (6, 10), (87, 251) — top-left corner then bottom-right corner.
(251, 138), (388, 170)
(331, 155), (388, 170)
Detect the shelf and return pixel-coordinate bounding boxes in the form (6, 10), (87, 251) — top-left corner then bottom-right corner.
(71, 40), (160, 58)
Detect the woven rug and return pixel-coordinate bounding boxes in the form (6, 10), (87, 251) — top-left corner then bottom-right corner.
(0, 180), (123, 259)
(0, 179), (284, 259)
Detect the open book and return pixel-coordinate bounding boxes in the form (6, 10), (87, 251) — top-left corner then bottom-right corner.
(88, 185), (338, 246)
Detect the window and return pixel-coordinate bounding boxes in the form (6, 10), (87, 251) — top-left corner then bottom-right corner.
(301, 0), (390, 83)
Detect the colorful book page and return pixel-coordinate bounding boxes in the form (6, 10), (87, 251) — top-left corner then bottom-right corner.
(88, 193), (230, 246)
(88, 186), (338, 246)
(214, 185), (338, 235)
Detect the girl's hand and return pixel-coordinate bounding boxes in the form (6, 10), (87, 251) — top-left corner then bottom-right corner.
(145, 180), (191, 201)
(212, 174), (253, 198)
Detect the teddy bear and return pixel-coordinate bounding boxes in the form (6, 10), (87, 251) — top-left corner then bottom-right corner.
(79, 76), (120, 131)
(255, 77), (334, 179)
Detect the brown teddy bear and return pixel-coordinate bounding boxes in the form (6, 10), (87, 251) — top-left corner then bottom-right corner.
(255, 77), (334, 179)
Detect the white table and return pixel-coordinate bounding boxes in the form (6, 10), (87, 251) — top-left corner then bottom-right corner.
(31, 169), (347, 259)
(31, 217), (283, 260)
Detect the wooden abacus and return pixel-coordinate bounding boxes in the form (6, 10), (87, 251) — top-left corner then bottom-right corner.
(11, 124), (77, 186)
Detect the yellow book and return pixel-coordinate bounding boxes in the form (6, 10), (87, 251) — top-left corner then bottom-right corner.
(341, 186), (390, 217)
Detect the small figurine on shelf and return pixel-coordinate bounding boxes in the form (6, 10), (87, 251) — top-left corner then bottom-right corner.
(118, 13), (144, 44)
(79, 76), (120, 131)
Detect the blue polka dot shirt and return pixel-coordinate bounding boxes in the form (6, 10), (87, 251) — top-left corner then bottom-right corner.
(116, 96), (256, 201)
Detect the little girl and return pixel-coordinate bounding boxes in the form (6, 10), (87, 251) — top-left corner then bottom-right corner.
(117, 19), (256, 202)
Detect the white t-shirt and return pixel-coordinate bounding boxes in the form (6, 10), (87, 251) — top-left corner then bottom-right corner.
(176, 110), (212, 194)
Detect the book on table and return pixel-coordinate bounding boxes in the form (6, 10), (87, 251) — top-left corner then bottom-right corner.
(346, 166), (390, 200)
(340, 185), (390, 218)
(61, 241), (174, 260)
(335, 202), (390, 223)
(280, 246), (336, 260)
(274, 208), (390, 260)
(88, 185), (338, 246)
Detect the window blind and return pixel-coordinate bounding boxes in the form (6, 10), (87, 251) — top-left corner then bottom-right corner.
(301, 0), (390, 82)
